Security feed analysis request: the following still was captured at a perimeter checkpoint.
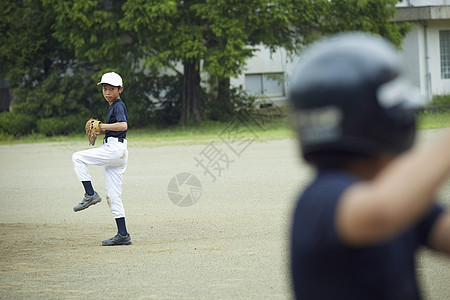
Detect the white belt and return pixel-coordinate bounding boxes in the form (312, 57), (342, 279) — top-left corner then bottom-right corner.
(105, 137), (127, 145)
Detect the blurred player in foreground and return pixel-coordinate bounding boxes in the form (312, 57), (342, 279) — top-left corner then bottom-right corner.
(289, 33), (450, 299)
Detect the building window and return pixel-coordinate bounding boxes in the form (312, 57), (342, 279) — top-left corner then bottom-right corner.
(440, 30), (450, 79)
(245, 73), (285, 97)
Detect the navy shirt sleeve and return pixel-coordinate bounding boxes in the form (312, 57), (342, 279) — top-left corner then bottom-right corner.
(414, 203), (445, 247)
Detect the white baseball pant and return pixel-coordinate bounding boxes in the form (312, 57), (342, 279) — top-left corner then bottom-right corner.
(72, 137), (128, 218)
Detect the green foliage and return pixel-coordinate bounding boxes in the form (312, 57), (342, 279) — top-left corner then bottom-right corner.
(316, 0), (412, 48)
(148, 75), (184, 127)
(38, 0), (185, 127)
(0, 0), (59, 80)
(205, 85), (257, 122)
(0, 112), (36, 136)
(430, 95), (450, 106)
(42, 0), (131, 65)
(0, 0), (97, 121)
(1, 0), (412, 129)
(120, 73), (184, 128)
(121, 0), (302, 79)
(12, 71), (93, 118)
(37, 115), (86, 136)
(120, 0), (313, 124)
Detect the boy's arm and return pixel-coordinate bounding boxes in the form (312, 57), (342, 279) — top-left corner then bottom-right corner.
(336, 129), (450, 248)
(99, 122), (128, 133)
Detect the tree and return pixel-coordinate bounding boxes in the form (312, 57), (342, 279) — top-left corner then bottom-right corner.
(316, 0), (411, 48)
(42, 0), (131, 118)
(0, 0), (87, 118)
(40, 0), (171, 127)
(121, 0), (204, 125)
(1, 0), (411, 129)
(121, 0), (314, 124)
(195, 0), (318, 121)
(121, 0), (409, 124)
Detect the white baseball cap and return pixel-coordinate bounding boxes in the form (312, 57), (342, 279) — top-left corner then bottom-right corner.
(97, 72), (123, 87)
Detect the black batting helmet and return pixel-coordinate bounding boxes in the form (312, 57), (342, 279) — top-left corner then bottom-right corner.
(289, 33), (422, 168)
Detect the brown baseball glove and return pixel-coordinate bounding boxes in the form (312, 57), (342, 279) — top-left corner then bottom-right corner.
(85, 118), (102, 146)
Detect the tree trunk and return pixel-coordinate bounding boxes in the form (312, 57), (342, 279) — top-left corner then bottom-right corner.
(180, 59), (202, 125)
(217, 76), (232, 117)
(209, 77), (233, 121)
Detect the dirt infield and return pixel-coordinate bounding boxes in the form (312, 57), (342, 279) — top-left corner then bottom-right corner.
(1, 130), (449, 299)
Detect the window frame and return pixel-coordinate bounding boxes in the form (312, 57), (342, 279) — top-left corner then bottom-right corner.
(439, 30), (450, 79)
(244, 72), (285, 97)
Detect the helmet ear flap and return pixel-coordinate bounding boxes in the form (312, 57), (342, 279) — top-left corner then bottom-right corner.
(379, 104), (416, 153)
(374, 76), (419, 153)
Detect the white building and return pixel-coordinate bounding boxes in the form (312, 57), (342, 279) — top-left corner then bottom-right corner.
(394, 0), (450, 100)
(230, 45), (293, 107)
(233, 0), (450, 105)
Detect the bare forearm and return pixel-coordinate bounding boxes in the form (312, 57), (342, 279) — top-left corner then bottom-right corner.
(339, 129), (450, 245)
(372, 130), (450, 228)
(100, 122), (127, 132)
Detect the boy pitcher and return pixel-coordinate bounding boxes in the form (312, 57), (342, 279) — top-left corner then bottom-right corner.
(72, 72), (131, 246)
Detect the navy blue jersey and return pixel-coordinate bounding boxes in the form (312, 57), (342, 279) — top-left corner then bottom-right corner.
(291, 170), (444, 300)
(105, 98), (128, 139)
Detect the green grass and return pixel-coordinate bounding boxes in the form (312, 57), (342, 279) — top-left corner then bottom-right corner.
(1, 109), (449, 146)
(417, 110), (450, 129)
(0, 117), (294, 146)
(127, 118), (295, 147)
(0, 131), (87, 144)
(429, 95), (450, 106)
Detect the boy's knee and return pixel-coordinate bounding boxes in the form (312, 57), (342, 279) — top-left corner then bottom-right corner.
(72, 152), (78, 164)
(72, 152), (82, 164)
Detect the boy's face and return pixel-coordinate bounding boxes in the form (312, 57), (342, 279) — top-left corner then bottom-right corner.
(102, 83), (123, 104)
